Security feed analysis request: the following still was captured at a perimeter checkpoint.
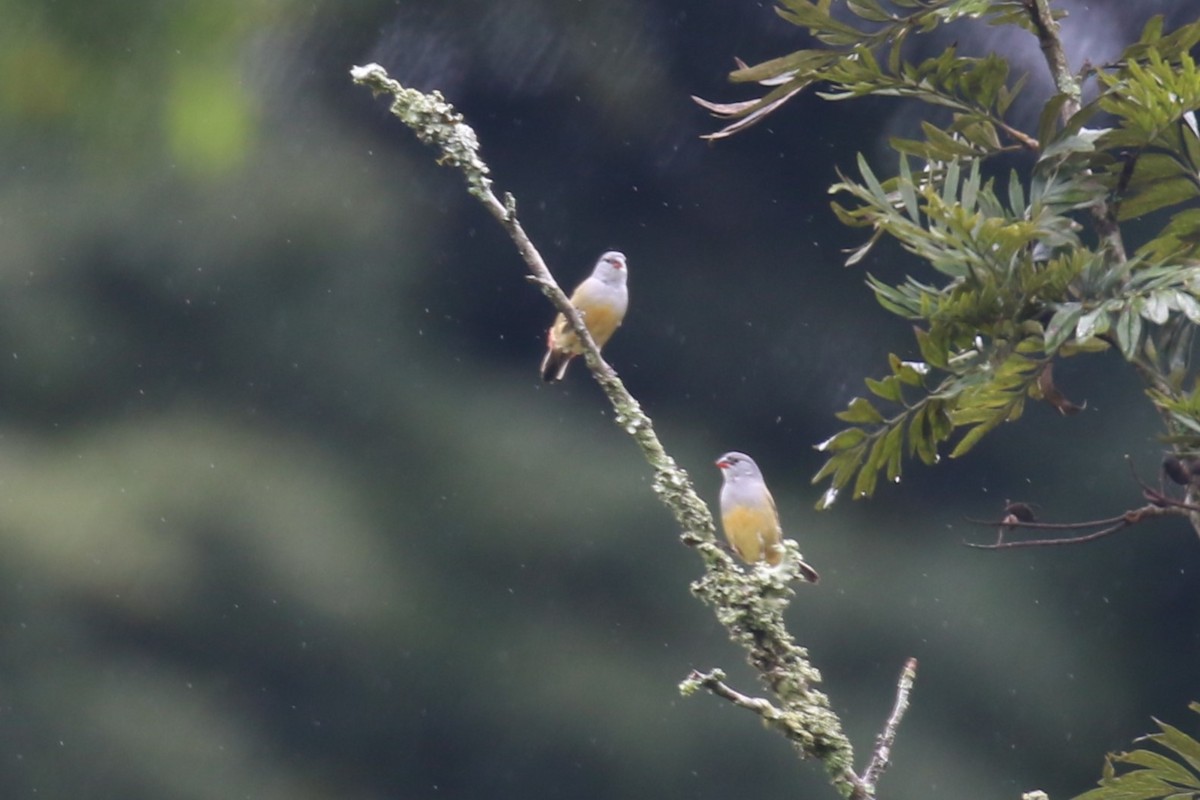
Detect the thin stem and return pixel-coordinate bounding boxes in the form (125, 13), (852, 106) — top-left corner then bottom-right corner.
(963, 515), (1130, 531)
(966, 520), (1133, 548)
(997, 120), (1040, 152)
(965, 504), (1181, 549)
(859, 658), (919, 798)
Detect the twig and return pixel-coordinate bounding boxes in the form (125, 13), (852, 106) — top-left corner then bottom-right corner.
(351, 63), (878, 799)
(1141, 489), (1200, 514)
(966, 518), (1134, 548)
(685, 660), (919, 800)
(1019, 0), (1127, 262)
(683, 669), (807, 737)
(964, 504), (1178, 549)
(997, 120), (1040, 152)
(965, 454), (1200, 548)
(859, 658), (919, 797)
(963, 515), (1129, 531)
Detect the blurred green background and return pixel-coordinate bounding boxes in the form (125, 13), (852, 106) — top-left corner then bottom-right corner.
(2, 1), (1198, 798)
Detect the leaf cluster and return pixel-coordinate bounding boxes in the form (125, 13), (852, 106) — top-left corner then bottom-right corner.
(814, 153), (1079, 505)
(1072, 701), (1200, 800)
(1089, 48), (1200, 222)
(697, 2), (1200, 505)
(695, 0), (1048, 148)
(792, 10), (1200, 505)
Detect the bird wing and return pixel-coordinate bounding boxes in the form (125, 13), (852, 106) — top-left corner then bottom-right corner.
(764, 485), (782, 533)
(551, 278), (626, 351)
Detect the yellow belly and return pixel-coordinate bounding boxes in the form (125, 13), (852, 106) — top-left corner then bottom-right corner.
(550, 303), (623, 353)
(721, 505), (783, 565)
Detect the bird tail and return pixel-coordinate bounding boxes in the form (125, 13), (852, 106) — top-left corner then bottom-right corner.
(795, 559), (820, 584)
(540, 348), (573, 382)
(769, 540), (820, 583)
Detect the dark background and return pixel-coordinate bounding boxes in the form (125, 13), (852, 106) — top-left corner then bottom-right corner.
(2, 1), (1198, 798)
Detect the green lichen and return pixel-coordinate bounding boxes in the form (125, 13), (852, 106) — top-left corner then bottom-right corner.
(350, 63), (492, 200)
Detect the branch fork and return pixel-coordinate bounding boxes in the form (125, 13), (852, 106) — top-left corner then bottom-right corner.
(352, 60), (915, 800)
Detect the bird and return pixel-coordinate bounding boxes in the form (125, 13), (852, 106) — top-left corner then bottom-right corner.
(716, 451), (820, 583)
(540, 251), (628, 382)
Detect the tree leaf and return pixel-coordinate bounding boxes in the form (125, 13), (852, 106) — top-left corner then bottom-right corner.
(1113, 749), (1200, 790)
(815, 427), (868, 453)
(1170, 290), (1200, 324)
(836, 396), (884, 424)
(897, 155), (920, 222)
(1007, 168), (1026, 213)
(1044, 303), (1083, 351)
(1142, 292), (1172, 324)
(915, 326), (950, 369)
(1148, 719), (1200, 777)
(949, 416), (1001, 458)
(883, 422), (905, 482)
(1115, 304), (1144, 360)
(1076, 305), (1112, 341)
(866, 375), (904, 402)
(852, 450), (880, 498)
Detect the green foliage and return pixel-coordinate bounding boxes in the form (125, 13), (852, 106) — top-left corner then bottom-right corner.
(697, 0), (1050, 146)
(812, 136), (1142, 505)
(1092, 50), (1200, 221)
(696, 2), (1200, 506)
(1072, 702), (1200, 800)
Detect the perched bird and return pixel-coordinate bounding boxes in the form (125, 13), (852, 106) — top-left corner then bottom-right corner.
(716, 451), (820, 583)
(540, 251), (628, 382)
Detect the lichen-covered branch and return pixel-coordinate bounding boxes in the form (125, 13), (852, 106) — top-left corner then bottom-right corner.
(686, 539), (863, 796)
(681, 667), (859, 792)
(681, 661), (861, 795)
(349, 63), (713, 545)
(349, 62), (918, 799)
(1021, 0), (1079, 120)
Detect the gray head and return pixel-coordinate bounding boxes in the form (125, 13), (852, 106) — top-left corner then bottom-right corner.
(590, 251), (627, 287)
(715, 451), (763, 484)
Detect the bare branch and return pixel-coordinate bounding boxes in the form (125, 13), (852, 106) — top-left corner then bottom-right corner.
(859, 658), (919, 797)
(964, 453), (1200, 548)
(965, 518), (1135, 548)
(963, 515), (1130, 531)
(965, 504), (1180, 549)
